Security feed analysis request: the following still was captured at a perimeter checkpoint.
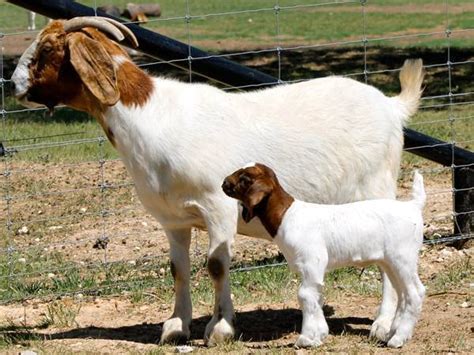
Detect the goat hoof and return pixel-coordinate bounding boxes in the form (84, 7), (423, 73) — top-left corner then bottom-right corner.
(295, 335), (323, 348)
(160, 317), (190, 344)
(370, 319), (392, 342)
(387, 335), (407, 348)
(204, 318), (235, 346)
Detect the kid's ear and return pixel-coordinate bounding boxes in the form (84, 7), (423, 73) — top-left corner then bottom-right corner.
(67, 32), (119, 106)
(241, 180), (271, 223)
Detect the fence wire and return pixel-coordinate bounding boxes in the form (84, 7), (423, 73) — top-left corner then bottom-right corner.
(0, 0), (473, 304)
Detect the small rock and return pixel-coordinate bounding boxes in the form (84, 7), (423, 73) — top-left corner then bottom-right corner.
(20, 350), (38, 355)
(134, 246), (141, 251)
(440, 249), (452, 257)
(470, 283), (474, 288)
(460, 301), (470, 308)
(76, 293), (84, 299)
(128, 260), (136, 266)
(18, 257), (26, 264)
(79, 207), (87, 213)
(47, 273), (56, 279)
(175, 345), (194, 353)
(158, 267), (165, 276)
(34, 238), (40, 242)
(17, 226), (29, 235)
(141, 221), (148, 227)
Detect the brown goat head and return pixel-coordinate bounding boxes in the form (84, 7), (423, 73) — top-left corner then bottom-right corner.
(11, 17), (139, 114)
(222, 163), (278, 222)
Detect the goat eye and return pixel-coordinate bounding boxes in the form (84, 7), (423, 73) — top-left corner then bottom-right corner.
(42, 44), (53, 53)
(238, 174), (252, 187)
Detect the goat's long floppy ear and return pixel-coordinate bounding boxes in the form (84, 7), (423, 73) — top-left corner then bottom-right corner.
(67, 32), (120, 106)
(241, 181), (271, 223)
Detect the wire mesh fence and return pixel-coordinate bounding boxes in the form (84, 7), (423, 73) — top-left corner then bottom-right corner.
(0, 0), (473, 304)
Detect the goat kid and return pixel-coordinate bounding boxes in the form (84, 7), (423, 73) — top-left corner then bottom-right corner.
(222, 163), (426, 348)
(11, 17), (424, 345)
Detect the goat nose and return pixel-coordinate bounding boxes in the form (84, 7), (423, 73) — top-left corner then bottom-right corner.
(222, 180), (233, 194)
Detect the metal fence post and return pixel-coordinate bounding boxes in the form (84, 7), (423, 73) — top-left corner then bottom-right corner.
(453, 166), (473, 248)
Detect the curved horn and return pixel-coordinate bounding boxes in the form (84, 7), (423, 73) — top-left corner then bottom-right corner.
(64, 17), (125, 42)
(100, 17), (139, 48)
(64, 17), (139, 48)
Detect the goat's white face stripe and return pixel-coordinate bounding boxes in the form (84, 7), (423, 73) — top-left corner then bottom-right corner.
(11, 39), (38, 98)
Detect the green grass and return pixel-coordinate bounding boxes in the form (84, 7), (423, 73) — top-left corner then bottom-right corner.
(428, 257), (473, 294)
(0, 245), (382, 306)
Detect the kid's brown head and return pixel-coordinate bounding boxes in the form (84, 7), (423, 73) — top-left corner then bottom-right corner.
(222, 163), (293, 232)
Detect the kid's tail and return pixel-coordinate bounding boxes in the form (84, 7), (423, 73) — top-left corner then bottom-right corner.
(412, 170), (426, 210)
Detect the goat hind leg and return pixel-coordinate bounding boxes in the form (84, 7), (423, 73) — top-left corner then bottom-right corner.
(161, 228), (192, 344)
(387, 272), (424, 348)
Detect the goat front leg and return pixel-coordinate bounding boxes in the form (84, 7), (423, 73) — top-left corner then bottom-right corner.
(295, 264), (329, 348)
(160, 228), (192, 344)
(370, 268), (398, 342)
(201, 203), (237, 346)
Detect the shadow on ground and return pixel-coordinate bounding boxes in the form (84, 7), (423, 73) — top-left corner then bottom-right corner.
(1, 307), (373, 346)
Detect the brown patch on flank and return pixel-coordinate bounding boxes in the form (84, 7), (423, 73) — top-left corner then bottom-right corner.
(207, 257), (224, 281)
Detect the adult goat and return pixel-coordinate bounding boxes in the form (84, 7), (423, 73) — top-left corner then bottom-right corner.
(11, 17), (424, 345)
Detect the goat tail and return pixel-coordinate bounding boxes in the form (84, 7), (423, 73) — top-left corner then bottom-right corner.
(411, 170), (426, 210)
(394, 59), (425, 123)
